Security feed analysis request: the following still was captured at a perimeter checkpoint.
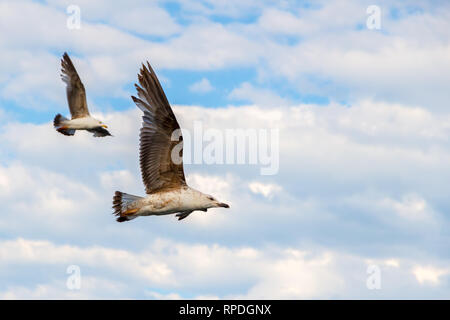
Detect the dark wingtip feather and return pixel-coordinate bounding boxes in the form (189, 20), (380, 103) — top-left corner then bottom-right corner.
(53, 114), (62, 128)
(62, 52), (69, 64)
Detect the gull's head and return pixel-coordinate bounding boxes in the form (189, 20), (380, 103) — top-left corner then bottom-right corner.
(98, 120), (108, 129)
(204, 194), (230, 209)
(91, 117), (109, 129)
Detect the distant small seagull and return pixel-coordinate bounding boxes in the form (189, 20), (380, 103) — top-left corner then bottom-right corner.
(53, 52), (111, 137)
(113, 62), (229, 222)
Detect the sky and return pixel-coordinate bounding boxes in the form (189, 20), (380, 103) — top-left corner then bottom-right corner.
(0, 0), (449, 299)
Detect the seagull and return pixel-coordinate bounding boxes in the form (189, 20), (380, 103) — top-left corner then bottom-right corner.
(113, 62), (230, 222)
(53, 52), (112, 137)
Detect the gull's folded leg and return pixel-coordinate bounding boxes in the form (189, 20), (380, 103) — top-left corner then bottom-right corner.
(176, 210), (193, 221)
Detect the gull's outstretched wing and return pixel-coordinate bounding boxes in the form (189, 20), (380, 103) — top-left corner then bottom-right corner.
(61, 52), (90, 119)
(131, 62), (186, 194)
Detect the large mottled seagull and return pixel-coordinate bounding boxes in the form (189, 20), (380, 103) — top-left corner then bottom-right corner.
(53, 52), (112, 137)
(113, 62), (230, 222)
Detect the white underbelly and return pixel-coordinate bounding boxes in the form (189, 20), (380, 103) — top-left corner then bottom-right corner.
(139, 208), (178, 216)
(136, 189), (196, 216)
(67, 117), (94, 129)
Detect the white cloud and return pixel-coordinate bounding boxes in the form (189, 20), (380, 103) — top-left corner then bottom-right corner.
(0, 237), (373, 299)
(385, 259), (400, 268)
(189, 78), (214, 93)
(47, 0), (181, 36)
(187, 173), (232, 200)
(0, 277), (126, 300)
(0, 101), (449, 298)
(248, 182), (281, 199)
(145, 291), (182, 300)
(383, 194), (434, 222)
(258, 8), (310, 35)
(412, 266), (450, 286)
(2, 0), (450, 111)
(2, 101), (450, 236)
(100, 170), (137, 191)
(228, 82), (290, 107)
(1, 237), (447, 299)
(174, 0), (272, 18)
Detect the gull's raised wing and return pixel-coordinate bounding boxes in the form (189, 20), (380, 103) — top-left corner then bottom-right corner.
(61, 52), (90, 119)
(132, 62), (186, 194)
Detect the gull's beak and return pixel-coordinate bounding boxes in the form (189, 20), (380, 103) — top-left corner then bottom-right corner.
(101, 124), (108, 128)
(217, 203), (230, 208)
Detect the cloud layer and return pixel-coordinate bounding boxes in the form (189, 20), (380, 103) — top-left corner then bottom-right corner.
(1, 102), (450, 298)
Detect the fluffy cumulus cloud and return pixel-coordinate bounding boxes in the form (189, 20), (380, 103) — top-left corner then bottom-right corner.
(0, 0), (450, 299)
(1, 102), (450, 299)
(189, 78), (214, 94)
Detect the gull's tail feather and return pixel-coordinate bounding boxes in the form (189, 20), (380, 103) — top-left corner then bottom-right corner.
(113, 191), (143, 222)
(53, 113), (68, 128)
(54, 114), (75, 136)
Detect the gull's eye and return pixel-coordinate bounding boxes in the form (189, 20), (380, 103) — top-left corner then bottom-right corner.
(207, 196), (214, 201)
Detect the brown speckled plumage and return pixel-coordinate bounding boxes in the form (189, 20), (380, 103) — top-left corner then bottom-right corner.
(61, 52), (90, 119)
(132, 62), (186, 194)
